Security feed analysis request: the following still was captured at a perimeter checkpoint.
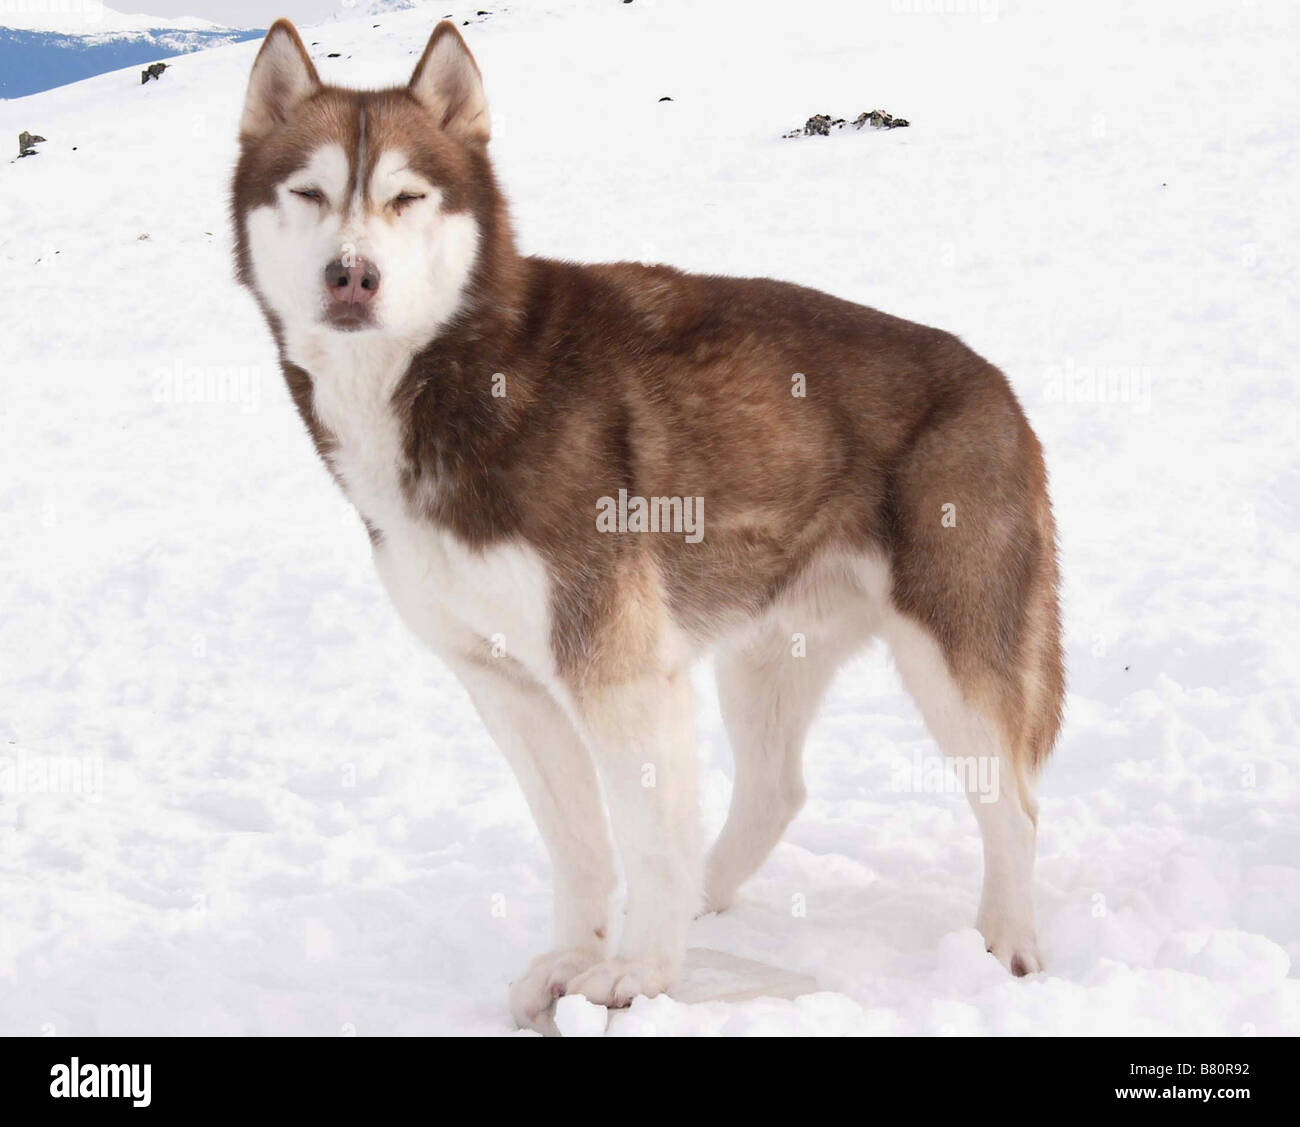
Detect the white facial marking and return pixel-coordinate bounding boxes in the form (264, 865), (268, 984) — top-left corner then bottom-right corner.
(362, 148), (480, 346)
(247, 143), (349, 331)
(244, 139), (480, 352)
(350, 106), (367, 217)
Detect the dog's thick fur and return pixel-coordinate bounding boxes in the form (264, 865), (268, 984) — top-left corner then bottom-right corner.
(232, 19), (1064, 1029)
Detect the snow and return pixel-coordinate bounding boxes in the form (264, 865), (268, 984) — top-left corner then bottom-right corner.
(0, 2), (226, 33)
(1, 0), (1297, 1036)
(553, 993), (607, 1037)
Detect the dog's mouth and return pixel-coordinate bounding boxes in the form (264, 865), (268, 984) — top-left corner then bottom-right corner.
(322, 304), (376, 332)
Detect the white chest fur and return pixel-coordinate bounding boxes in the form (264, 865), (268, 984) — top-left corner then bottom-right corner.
(290, 332), (557, 681)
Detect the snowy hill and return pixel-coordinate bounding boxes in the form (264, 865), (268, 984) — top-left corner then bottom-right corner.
(0, 0), (1297, 1035)
(0, 4), (260, 98)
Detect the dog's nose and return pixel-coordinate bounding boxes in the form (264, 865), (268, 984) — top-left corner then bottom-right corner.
(323, 256), (381, 304)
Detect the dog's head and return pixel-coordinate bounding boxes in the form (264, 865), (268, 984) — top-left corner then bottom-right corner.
(231, 20), (497, 344)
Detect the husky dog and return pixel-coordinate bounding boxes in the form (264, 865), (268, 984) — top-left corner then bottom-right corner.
(231, 19), (1063, 1029)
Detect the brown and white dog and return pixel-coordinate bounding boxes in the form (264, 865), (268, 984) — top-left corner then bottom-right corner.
(231, 19), (1064, 1029)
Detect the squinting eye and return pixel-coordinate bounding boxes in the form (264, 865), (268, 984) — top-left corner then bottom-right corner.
(390, 192), (426, 212)
(291, 187), (325, 203)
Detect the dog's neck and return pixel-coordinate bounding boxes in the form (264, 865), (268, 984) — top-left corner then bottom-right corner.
(381, 168), (539, 537)
(275, 155), (540, 541)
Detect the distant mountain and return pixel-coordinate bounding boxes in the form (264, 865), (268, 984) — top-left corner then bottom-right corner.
(321, 0), (424, 21)
(1, 5), (262, 99)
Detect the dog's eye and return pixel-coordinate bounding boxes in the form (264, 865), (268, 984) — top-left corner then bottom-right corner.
(390, 192), (426, 212)
(291, 187), (325, 203)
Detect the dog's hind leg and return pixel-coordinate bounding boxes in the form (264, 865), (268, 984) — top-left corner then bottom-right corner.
(879, 366), (1064, 974)
(883, 612), (1046, 974)
(702, 629), (845, 912)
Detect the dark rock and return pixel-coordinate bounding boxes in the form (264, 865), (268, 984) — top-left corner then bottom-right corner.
(785, 114), (841, 138)
(855, 109), (909, 130)
(18, 130), (45, 157)
(784, 108), (909, 138)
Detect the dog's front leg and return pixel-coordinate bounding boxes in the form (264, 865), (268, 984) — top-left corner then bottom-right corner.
(446, 653), (618, 1030)
(565, 665), (702, 1008)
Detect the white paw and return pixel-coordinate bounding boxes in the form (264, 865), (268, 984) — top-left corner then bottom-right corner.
(979, 915), (1043, 976)
(698, 886), (735, 916)
(564, 958), (675, 1009)
(509, 947), (601, 1031)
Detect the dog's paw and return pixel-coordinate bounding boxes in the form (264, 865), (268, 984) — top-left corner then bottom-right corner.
(696, 895), (731, 918)
(698, 883), (736, 916)
(509, 947), (602, 1032)
(980, 917), (1043, 976)
(1004, 946), (1043, 976)
(563, 958), (674, 1009)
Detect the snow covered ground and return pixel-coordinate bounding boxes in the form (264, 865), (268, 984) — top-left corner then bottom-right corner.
(1, 0), (1297, 1036)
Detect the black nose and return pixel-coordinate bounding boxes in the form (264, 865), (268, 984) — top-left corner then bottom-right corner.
(323, 256), (381, 304)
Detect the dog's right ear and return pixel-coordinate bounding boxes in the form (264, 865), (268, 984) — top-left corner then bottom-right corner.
(240, 19), (320, 141)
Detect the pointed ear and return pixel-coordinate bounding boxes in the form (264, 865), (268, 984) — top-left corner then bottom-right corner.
(408, 21), (490, 142)
(240, 19), (320, 141)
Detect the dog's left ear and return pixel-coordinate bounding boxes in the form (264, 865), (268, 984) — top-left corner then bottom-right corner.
(408, 21), (490, 143)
